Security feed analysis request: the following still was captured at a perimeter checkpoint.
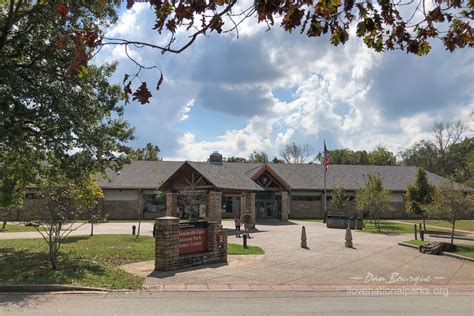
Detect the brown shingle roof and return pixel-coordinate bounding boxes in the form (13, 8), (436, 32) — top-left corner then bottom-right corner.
(100, 161), (473, 192)
(186, 162), (264, 191)
(268, 164), (471, 191)
(99, 161), (183, 189)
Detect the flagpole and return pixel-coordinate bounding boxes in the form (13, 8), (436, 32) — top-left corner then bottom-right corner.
(323, 140), (327, 223)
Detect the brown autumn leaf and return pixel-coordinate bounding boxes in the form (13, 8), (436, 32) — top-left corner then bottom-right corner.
(123, 74), (129, 84)
(156, 72), (164, 90)
(55, 3), (68, 20)
(132, 82), (152, 105)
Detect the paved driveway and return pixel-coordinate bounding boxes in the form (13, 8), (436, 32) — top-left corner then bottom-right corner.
(143, 220), (474, 288)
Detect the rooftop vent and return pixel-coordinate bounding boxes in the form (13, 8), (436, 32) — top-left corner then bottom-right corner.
(209, 151), (223, 165)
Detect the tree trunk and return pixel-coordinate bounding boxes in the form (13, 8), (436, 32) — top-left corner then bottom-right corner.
(2, 220), (6, 229)
(422, 218), (426, 232)
(450, 220), (456, 245)
(136, 216), (142, 239)
(49, 242), (58, 270)
(90, 222), (94, 236)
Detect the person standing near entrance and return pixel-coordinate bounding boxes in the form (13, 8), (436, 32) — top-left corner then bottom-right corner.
(234, 213), (241, 238)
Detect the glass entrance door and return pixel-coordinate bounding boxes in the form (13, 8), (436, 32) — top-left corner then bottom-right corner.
(256, 192), (281, 219)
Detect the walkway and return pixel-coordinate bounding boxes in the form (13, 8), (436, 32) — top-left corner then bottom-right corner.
(142, 221), (474, 289)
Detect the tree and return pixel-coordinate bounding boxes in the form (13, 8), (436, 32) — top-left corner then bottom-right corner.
(0, 162), (23, 229)
(1, 1), (133, 229)
(281, 143), (312, 164)
(4, 1), (470, 106)
(399, 140), (439, 172)
(225, 156), (247, 163)
(1, 1), (133, 194)
(405, 168), (434, 231)
(128, 143), (162, 161)
(356, 173), (392, 231)
(367, 146), (397, 166)
(80, 178), (107, 237)
(272, 157), (285, 164)
(400, 119), (473, 184)
(331, 187), (347, 210)
(432, 120), (469, 177)
(33, 172), (106, 270)
(425, 185), (474, 245)
(316, 148), (369, 165)
(248, 151), (269, 163)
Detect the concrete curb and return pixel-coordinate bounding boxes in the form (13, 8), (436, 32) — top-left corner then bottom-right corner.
(140, 283), (474, 292)
(442, 252), (474, 262)
(398, 242), (419, 249)
(0, 284), (113, 293)
(398, 242), (474, 262)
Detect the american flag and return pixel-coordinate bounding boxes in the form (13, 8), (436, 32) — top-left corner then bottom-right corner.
(324, 141), (330, 171)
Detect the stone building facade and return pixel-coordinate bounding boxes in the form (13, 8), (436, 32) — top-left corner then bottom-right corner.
(18, 153), (472, 222)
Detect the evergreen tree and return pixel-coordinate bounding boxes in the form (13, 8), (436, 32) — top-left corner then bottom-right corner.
(405, 168), (434, 231)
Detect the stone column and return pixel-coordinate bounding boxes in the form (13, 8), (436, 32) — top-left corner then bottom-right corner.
(281, 191), (289, 221)
(207, 191), (222, 222)
(165, 193), (177, 217)
(155, 217), (179, 271)
(247, 192), (256, 227)
(207, 221), (226, 255)
(239, 193), (246, 217)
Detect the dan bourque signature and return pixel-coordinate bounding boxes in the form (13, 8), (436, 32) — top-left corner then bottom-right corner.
(351, 272), (442, 285)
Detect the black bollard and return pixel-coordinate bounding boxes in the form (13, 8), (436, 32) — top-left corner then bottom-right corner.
(243, 234), (248, 249)
(132, 225), (136, 236)
(420, 230), (424, 241)
(414, 224), (418, 240)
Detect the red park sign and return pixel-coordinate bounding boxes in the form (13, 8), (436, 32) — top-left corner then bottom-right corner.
(179, 227), (208, 255)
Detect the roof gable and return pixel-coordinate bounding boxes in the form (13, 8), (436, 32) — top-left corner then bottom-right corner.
(100, 161), (473, 192)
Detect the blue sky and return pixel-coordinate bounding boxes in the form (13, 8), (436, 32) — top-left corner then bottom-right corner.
(97, 3), (474, 161)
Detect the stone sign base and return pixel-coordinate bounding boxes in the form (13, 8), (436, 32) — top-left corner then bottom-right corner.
(155, 217), (227, 271)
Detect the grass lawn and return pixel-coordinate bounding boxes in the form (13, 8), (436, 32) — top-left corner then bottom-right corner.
(0, 235), (154, 289)
(399, 220), (474, 232)
(0, 235), (265, 289)
(362, 221), (469, 235)
(403, 240), (474, 259)
(362, 221), (414, 234)
(0, 224), (39, 233)
(227, 243), (264, 255)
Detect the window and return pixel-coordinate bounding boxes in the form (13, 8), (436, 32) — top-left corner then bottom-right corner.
(291, 195), (322, 201)
(144, 194), (166, 213)
(222, 196), (233, 213)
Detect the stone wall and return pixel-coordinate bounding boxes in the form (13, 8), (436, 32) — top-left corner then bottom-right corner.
(289, 200), (323, 218)
(154, 217), (227, 271)
(289, 199), (407, 219)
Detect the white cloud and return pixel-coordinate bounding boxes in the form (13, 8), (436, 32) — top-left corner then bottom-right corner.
(178, 99), (195, 121)
(96, 6), (474, 160)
